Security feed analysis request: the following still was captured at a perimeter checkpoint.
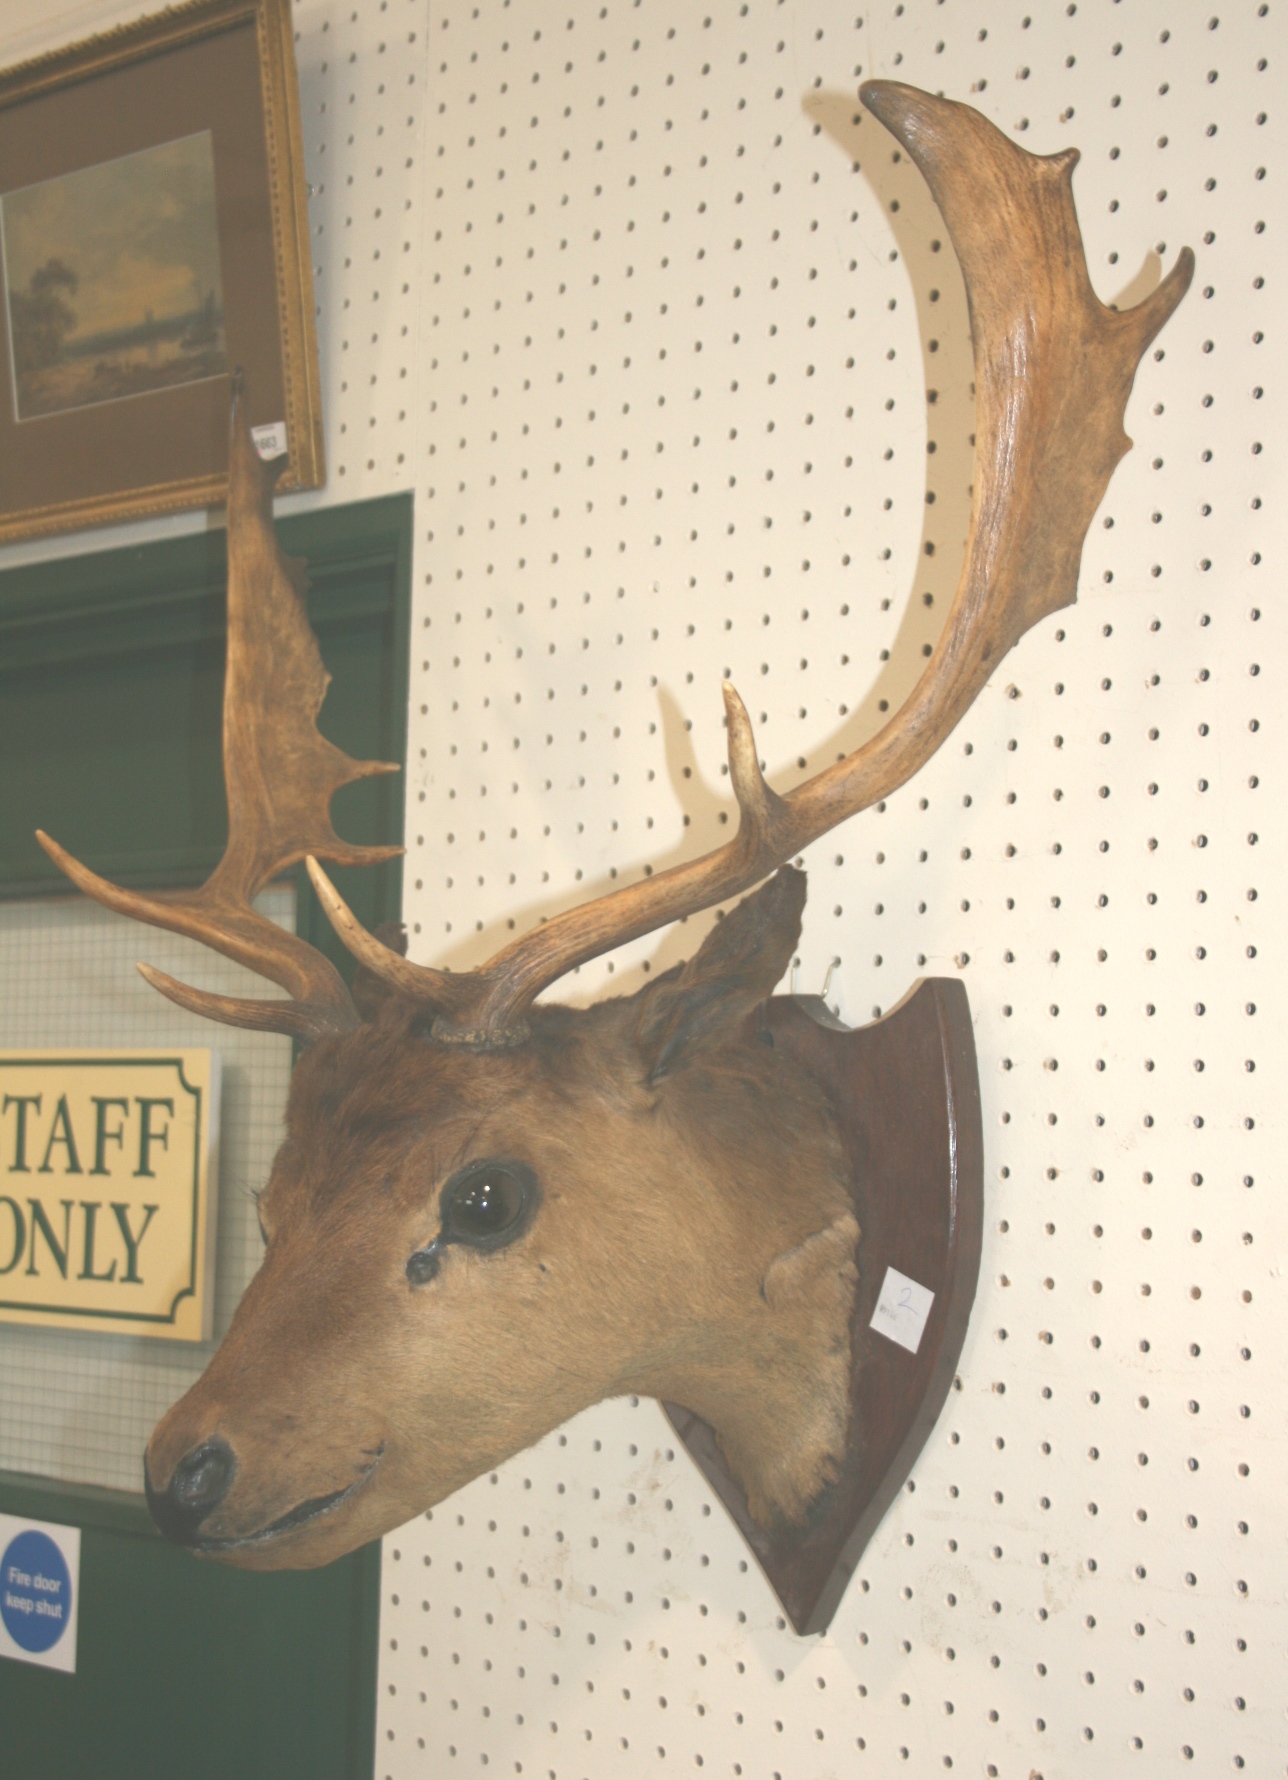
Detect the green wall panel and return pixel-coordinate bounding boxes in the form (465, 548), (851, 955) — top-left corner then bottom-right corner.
(0, 1473), (381, 1780)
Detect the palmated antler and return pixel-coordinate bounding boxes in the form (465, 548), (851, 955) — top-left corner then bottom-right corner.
(312, 81), (1192, 1046)
(38, 375), (401, 1041)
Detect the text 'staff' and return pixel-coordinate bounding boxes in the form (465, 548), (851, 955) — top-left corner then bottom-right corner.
(0, 1051), (219, 1341)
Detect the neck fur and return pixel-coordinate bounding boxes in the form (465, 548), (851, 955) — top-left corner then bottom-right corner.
(632, 1211), (859, 1527)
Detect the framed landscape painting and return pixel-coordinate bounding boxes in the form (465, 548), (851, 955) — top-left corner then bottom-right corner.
(0, 0), (323, 543)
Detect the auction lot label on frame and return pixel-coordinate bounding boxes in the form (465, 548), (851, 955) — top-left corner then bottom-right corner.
(0, 1513), (80, 1673)
(0, 1050), (219, 1341)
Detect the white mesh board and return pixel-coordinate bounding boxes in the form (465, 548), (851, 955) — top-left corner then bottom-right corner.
(0, 891), (292, 1494)
(0, 0), (1280, 1774)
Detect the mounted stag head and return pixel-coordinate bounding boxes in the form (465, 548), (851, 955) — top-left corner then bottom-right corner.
(39, 83), (1190, 1574)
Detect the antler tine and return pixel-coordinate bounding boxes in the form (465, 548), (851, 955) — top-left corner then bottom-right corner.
(308, 685), (792, 1042)
(304, 857), (475, 1019)
(37, 375), (403, 1041)
(136, 965), (339, 1043)
(317, 81), (1192, 1048)
(721, 681), (787, 857)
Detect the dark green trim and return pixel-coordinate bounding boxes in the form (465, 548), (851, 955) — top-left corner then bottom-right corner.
(0, 1467), (153, 1540)
(0, 1469), (383, 1780)
(346, 1532), (386, 1778)
(0, 492), (412, 916)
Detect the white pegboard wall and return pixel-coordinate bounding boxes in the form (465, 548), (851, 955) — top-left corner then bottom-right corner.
(386, 3), (1284, 1778)
(290, 0), (429, 509)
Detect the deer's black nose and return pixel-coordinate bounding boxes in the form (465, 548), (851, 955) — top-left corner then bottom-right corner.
(146, 1437), (237, 1545)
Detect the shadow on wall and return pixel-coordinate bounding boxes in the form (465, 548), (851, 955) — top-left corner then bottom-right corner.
(806, 88), (974, 738)
(422, 88), (1166, 993)
(421, 89), (980, 989)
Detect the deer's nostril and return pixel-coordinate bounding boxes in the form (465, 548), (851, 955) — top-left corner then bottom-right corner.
(174, 1440), (236, 1513)
(146, 1437), (237, 1544)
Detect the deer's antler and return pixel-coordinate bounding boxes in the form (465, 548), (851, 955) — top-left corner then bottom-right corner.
(312, 82), (1191, 1046)
(37, 375), (403, 1042)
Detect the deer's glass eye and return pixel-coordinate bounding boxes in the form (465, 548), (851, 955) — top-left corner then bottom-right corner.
(440, 1159), (536, 1249)
(406, 1160), (536, 1285)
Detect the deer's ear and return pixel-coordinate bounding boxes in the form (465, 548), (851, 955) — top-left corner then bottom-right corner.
(351, 922), (409, 1021)
(634, 867), (806, 1082)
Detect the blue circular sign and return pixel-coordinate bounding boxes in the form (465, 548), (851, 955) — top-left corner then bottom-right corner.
(1, 1530), (72, 1653)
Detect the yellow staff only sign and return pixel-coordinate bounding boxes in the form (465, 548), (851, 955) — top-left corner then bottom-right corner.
(0, 1050), (219, 1342)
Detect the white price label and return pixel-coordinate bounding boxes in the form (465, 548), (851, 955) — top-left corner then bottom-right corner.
(251, 420), (288, 460)
(870, 1266), (936, 1355)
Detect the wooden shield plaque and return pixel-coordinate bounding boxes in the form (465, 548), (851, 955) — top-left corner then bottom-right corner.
(664, 978), (983, 1636)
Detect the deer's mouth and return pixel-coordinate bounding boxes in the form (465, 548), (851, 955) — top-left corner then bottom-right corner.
(180, 1448), (383, 1554)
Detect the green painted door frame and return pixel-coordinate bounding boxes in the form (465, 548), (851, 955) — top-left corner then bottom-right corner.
(0, 491), (411, 1780)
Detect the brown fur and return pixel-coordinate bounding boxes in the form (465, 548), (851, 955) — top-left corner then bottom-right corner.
(145, 871), (859, 1567)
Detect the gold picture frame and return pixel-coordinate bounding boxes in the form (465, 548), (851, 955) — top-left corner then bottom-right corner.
(0, 0), (322, 543)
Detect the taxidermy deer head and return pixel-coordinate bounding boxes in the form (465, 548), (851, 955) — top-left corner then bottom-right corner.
(39, 83), (1190, 1571)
